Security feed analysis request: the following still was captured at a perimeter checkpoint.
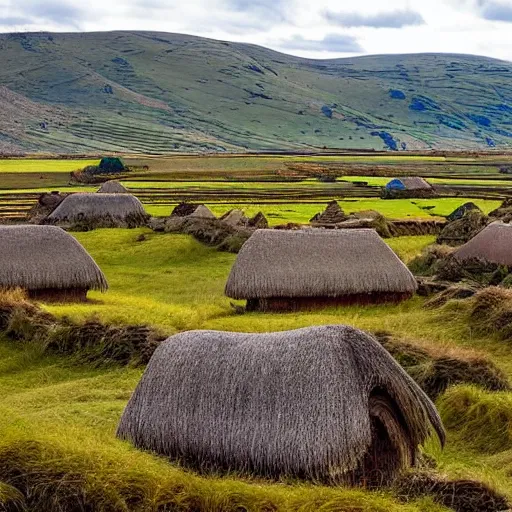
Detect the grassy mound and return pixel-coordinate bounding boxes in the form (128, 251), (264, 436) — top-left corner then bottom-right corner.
(394, 471), (509, 512)
(469, 287), (512, 340)
(0, 290), (164, 367)
(375, 332), (509, 400)
(408, 245), (454, 277)
(423, 285), (477, 309)
(0, 438), (441, 512)
(438, 386), (512, 454)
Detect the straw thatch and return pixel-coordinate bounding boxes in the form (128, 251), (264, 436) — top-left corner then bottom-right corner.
(47, 193), (148, 228)
(447, 202), (481, 222)
(220, 209), (248, 227)
(387, 177), (432, 191)
(97, 180), (129, 194)
(310, 200), (346, 225)
(117, 325), (444, 485)
(225, 229), (417, 310)
(454, 222), (512, 265)
(0, 225), (107, 300)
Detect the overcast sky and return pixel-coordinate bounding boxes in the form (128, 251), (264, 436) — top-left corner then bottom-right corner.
(0, 0), (511, 61)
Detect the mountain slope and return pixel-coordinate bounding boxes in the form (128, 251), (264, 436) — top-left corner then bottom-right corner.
(0, 31), (511, 153)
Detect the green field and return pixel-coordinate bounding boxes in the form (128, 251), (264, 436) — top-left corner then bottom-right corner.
(2, 229), (512, 510)
(0, 159), (98, 173)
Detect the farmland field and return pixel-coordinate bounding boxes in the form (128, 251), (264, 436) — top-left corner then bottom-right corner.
(3, 153), (512, 511)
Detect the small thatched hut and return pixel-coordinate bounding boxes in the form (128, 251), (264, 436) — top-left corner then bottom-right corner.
(47, 193), (148, 228)
(117, 325), (444, 485)
(454, 222), (512, 265)
(225, 229), (417, 311)
(97, 180), (129, 194)
(0, 225), (107, 301)
(384, 178), (434, 199)
(386, 177), (432, 191)
(310, 200), (346, 225)
(188, 204), (216, 219)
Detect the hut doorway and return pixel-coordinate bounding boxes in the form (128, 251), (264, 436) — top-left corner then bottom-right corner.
(355, 387), (414, 487)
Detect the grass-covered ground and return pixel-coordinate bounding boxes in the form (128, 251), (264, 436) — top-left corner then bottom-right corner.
(2, 228), (512, 510)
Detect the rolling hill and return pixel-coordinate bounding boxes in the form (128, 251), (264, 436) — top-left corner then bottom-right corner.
(0, 30), (511, 154)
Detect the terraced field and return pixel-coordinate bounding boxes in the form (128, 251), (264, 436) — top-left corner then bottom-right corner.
(1, 154), (511, 222)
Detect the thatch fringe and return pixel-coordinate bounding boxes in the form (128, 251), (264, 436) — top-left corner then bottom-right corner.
(225, 229), (417, 300)
(46, 193), (148, 228)
(117, 325), (444, 485)
(0, 226), (107, 293)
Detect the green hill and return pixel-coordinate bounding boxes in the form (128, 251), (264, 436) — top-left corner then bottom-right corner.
(0, 31), (511, 153)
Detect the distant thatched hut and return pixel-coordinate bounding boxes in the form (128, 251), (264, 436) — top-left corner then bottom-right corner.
(310, 200), (346, 225)
(384, 178), (434, 198)
(97, 180), (128, 194)
(225, 229), (417, 311)
(0, 225), (107, 301)
(117, 325), (444, 485)
(454, 222), (512, 265)
(47, 193), (148, 228)
(188, 204), (216, 219)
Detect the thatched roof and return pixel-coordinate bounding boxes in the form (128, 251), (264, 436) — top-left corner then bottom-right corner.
(47, 193), (147, 225)
(188, 204), (216, 219)
(388, 177), (432, 190)
(225, 229), (417, 299)
(220, 209), (248, 226)
(97, 180), (129, 194)
(454, 221), (512, 265)
(117, 325), (444, 483)
(311, 200), (346, 224)
(0, 225), (107, 291)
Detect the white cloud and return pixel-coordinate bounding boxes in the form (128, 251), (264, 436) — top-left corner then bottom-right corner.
(0, 0), (510, 61)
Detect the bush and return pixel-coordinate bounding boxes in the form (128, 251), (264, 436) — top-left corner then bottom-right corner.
(438, 385), (512, 454)
(98, 157), (126, 174)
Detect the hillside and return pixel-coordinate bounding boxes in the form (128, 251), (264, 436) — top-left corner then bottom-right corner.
(0, 31), (511, 153)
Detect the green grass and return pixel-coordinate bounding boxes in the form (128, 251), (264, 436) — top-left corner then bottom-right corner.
(0, 159), (98, 173)
(2, 228), (512, 508)
(144, 198), (501, 224)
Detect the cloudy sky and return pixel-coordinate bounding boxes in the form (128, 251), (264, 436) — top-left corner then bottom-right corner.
(0, 0), (511, 61)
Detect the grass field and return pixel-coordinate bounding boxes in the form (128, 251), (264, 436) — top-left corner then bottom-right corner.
(0, 159), (98, 173)
(2, 229), (512, 510)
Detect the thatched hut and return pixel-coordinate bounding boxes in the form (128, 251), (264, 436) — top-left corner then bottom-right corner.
(383, 178), (434, 199)
(454, 222), (512, 265)
(225, 229), (417, 311)
(386, 177), (432, 191)
(220, 209), (248, 227)
(97, 180), (129, 194)
(188, 204), (216, 219)
(310, 200), (346, 225)
(46, 193), (148, 228)
(117, 325), (444, 485)
(0, 225), (107, 301)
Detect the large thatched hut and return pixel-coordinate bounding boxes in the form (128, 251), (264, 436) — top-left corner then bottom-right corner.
(97, 180), (128, 194)
(454, 221), (512, 265)
(117, 325), (444, 485)
(225, 229), (417, 311)
(47, 193), (148, 228)
(0, 225), (107, 301)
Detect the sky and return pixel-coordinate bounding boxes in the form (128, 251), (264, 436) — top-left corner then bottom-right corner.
(0, 0), (511, 61)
